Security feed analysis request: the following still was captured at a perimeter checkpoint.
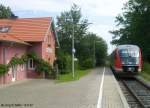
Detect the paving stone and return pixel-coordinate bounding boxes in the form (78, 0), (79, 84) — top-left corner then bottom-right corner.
(102, 68), (129, 108)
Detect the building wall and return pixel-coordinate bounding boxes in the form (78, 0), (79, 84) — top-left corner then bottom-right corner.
(0, 43), (2, 64)
(28, 42), (42, 58)
(0, 42), (44, 85)
(27, 42), (44, 78)
(50, 30), (56, 64)
(42, 29), (56, 65)
(0, 42), (28, 84)
(0, 28), (57, 85)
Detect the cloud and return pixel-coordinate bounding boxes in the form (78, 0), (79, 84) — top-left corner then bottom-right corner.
(89, 24), (115, 54)
(0, 0), (128, 53)
(1, 0), (71, 13)
(71, 0), (128, 16)
(1, 0), (128, 17)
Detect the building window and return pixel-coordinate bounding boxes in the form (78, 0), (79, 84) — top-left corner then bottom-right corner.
(0, 26), (11, 33)
(28, 58), (35, 70)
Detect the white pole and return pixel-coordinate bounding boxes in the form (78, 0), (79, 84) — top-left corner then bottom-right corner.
(72, 23), (75, 79)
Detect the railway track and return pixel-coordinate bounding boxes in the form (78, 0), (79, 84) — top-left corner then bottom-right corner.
(118, 78), (150, 108)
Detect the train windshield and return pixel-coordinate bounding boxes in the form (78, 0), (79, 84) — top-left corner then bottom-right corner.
(119, 49), (139, 57)
(119, 49), (139, 65)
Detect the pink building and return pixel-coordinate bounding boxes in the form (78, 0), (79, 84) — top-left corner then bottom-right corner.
(0, 17), (59, 85)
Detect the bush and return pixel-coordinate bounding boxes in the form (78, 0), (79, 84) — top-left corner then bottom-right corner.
(142, 62), (150, 74)
(9, 56), (21, 66)
(75, 59), (79, 71)
(0, 64), (9, 76)
(81, 58), (94, 69)
(57, 53), (72, 74)
(35, 59), (52, 74)
(9, 54), (28, 67)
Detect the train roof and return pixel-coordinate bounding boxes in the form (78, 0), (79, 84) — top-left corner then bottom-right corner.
(117, 45), (139, 50)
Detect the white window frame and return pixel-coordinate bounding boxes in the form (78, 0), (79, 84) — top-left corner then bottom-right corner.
(28, 58), (35, 70)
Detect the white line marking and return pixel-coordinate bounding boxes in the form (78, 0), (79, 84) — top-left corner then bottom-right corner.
(97, 67), (105, 108)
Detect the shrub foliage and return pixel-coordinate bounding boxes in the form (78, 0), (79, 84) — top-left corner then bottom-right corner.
(0, 64), (9, 75)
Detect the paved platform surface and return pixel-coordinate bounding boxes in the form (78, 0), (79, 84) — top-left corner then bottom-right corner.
(102, 68), (129, 108)
(0, 68), (102, 108)
(0, 67), (129, 108)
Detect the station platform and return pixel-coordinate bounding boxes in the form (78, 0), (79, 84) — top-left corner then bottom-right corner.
(0, 67), (130, 108)
(101, 68), (130, 108)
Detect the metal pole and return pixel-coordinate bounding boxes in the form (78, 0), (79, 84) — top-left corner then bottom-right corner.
(93, 40), (96, 67)
(72, 23), (75, 79)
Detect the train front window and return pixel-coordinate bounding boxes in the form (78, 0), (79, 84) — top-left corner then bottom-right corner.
(119, 49), (139, 65)
(119, 49), (139, 57)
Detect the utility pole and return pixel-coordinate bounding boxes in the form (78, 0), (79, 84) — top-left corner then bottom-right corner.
(93, 40), (96, 67)
(63, 15), (92, 79)
(71, 19), (92, 79)
(72, 23), (75, 79)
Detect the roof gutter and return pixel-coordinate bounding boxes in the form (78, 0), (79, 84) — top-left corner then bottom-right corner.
(0, 40), (31, 46)
(8, 34), (31, 46)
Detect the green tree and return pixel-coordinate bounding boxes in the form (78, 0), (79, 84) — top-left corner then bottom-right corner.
(56, 4), (89, 54)
(56, 4), (108, 71)
(57, 50), (72, 74)
(79, 33), (107, 67)
(0, 4), (17, 19)
(56, 4), (91, 71)
(110, 0), (150, 61)
(95, 37), (107, 66)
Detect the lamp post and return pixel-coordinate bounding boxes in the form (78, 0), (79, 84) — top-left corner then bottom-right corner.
(72, 23), (75, 79)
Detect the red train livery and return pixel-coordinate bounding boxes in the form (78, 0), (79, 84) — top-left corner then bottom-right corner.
(110, 45), (142, 76)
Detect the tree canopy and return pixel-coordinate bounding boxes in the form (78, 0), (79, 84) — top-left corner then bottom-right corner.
(110, 0), (150, 62)
(0, 4), (17, 19)
(78, 33), (107, 67)
(56, 4), (107, 71)
(56, 4), (89, 54)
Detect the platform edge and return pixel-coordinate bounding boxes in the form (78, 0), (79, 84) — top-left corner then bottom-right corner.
(110, 69), (130, 108)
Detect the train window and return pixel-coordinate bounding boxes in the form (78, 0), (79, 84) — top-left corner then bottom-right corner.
(129, 50), (139, 57)
(119, 49), (139, 57)
(119, 49), (128, 57)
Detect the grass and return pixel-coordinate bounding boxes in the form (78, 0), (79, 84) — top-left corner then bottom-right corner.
(140, 62), (150, 81)
(56, 69), (93, 83)
(140, 73), (150, 81)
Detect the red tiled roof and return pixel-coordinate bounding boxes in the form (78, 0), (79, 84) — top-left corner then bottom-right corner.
(0, 34), (29, 45)
(0, 17), (52, 44)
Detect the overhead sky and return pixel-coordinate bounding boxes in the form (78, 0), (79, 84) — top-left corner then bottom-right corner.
(0, 0), (128, 54)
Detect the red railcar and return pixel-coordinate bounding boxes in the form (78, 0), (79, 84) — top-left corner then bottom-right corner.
(110, 45), (142, 76)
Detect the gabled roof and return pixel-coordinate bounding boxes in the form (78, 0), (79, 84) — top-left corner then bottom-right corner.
(0, 17), (56, 44)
